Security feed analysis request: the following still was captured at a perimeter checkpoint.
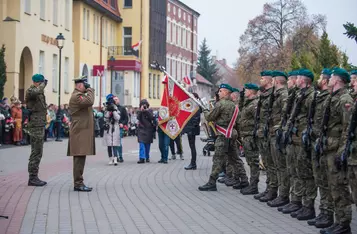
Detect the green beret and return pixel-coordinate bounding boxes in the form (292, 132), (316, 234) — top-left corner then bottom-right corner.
(244, 83), (260, 91)
(219, 83), (233, 92)
(332, 67), (350, 83)
(260, 70), (273, 77)
(287, 70), (298, 77)
(350, 70), (357, 76)
(321, 68), (332, 77)
(298, 69), (314, 81)
(73, 75), (88, 84)
(32, 74), (45, 83)
(232, 88), (240, 93)
(272, 70), (288, 79)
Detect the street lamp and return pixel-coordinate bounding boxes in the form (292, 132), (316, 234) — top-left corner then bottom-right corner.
(55, 33), (65, 142)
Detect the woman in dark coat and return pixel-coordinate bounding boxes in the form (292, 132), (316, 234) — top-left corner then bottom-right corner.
(183, 93), (202, 170)
(137, 99), (154, 164)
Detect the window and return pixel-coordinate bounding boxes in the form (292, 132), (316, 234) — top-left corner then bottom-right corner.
(183, 12), (186, 21)
(87, 10), (90, 40)
(173, 6), (176, 15)
(52, 54), (58, 92)
(96, 15), (100, 44)
(64, 57), (69, 93)
(124, 0), (132, 8)
(188, 16), (191, 23)
(93, 14), (96, 43)
(83, 8), (86, 39)
(134, 72), (137, 98)
(172, 60), (176, 79)
(177, 25), (181, 46)
(40, 0), (45, 19)
(166, 58), (171, 74)
(24, 0), (31, 14)
(167, 20), (171, 42)
(182, 28), (186, 48)
(157, 76), (160, 99)
(153, 74), (156, 99)
(193, 34), (197, 52)
(65, 0), (70, 29)
(168, 3), (170, 12)
(172, 23), (176, 44)
(101, 71), (106, 97)
(39, 51), (45, 75)
(123, 27), (132, 49)
(187, 32), (191, 50)
(110, 0), (116, 8)
(149, 73), (152, 98)
(53, 0), (58, 25)
(178, 9), (181, 18)
(194, 18), (197, 27)
(177, 61), (181, 80)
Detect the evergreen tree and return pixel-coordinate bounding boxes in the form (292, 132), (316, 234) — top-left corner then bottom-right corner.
(0, 45), (7, 100)
(329, 44), (340, 68)
(290, 53), (300, 70)
(197, 38), (218, 83)
(343, 22), (357, 43)
(318, 31), (333, 68)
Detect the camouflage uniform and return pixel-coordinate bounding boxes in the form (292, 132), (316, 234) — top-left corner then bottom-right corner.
(311, 89), (334, 215)
(269, 87), (288, 198)
(287, 86), (316, 210)
(204, 98), (247, 185)
(256, 87), (275, 195)
(323, 87), (353, 225)
(349, 92), (357, 207)
(237, 96), (260, 187)
(25, 83), (47, 178)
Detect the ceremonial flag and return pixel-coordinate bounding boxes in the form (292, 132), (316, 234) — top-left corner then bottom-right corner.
(183, 76), (192, 86)
(132, 40), (142, 51)
(158, 76), (200, 140)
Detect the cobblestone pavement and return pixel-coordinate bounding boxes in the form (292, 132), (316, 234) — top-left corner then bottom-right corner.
(0, 135), (356, 234)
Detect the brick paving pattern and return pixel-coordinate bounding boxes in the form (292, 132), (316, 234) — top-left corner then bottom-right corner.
(0, 136), (356, 234)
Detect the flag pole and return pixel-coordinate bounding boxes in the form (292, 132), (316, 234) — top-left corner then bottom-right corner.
(151, 61), (208, 110)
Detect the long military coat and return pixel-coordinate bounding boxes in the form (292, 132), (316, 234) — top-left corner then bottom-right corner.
(67, 88), (95, 156)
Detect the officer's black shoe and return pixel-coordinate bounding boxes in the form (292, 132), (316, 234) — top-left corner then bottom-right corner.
(74, 185), (92, 192)
(324, 223), (351, 234)
(320, 223), (339, 234)
(240, 185), (258, 195)
(233, 181), (249, 190)
(291, 207), (305, 218)
(254, 190), (267, 200)
(158, 159), (165, 163)
(259, 191), (277, 202)
(307, 212), (324, 226)
(267, 196), (289, 207)
(278, 202), (292, 212)
(119, 158), (124, 163)
(217, 177), (226, 184)
(137, 159), (145, 164)
(224, 178), (238, 187)
(297, 207), (315, 220)
(198, 182), (217, 191)
(184, 164), (197, 170)
(315, 214), (334, 229)
(282, 201), (302, 214)
(28, 177), (47, 187)
(146, 158), (150, 163)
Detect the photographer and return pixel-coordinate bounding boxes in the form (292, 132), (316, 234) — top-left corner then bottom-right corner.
(103, 94), (121, 166)
(113, 96), (128, 162)
(137, 99), (154, 164)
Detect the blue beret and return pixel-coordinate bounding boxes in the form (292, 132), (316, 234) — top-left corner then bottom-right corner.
(219, 83), (233, 92)
(298, 69), (314, 81)
(244, 83), (260, 91)
(332, 67), (350, 83)
(272, 70), (288, 79)
(260, 70), (273, 77)
(321, 68), (332, 77)
(32, 74), (45, 83)
(106, 94), (114, 101)
(350, 70), (357, 76)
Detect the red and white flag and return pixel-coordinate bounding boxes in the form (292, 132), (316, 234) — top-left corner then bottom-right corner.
(183, 76), (192, 86)
(131, 40), (142, 51)
(158, 76), (199, 140)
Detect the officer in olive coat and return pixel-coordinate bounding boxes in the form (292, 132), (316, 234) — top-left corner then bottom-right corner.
(67, 76), (95, 192)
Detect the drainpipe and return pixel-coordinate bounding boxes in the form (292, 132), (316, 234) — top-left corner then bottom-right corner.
(139, 0), (143, 101)
(99, 15), (104, 109)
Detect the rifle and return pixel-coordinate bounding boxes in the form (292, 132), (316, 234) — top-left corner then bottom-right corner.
(239, 88), (245, 110)
(253, 95), (262, 138)
(276, 87), (297, 152)
(314, 94), (332, 168)
(263, 86), (275, 138)
(337, 99), (357, 171)
(282, 86), (308, 148)
(302, 87), (318, 152)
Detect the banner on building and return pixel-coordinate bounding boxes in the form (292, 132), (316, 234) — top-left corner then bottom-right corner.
(92, 65), (105, 76)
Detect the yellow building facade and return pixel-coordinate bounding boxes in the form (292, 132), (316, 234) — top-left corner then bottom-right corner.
(0, 0), (74, 104)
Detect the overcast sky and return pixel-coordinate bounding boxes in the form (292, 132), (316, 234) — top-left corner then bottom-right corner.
(181, 0), (357, 68)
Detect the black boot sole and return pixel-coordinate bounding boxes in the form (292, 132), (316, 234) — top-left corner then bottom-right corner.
(198, 187), (217, 191)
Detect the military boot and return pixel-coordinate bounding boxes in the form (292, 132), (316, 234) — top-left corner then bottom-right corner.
(307, 212), (325, 226)
(315, 213), (334, 229)
(240, 184), (258, 195)
(217, 177), (226, 184)
(291, 206), (305, 218)
(278, 202), (293, 212)
(224, 178), (239, 187)
(267, 196), (289, 207)
(324, 223), (351, 234)
(198, 182), (217, 191)
(28, 176), (47, 187)
(320, 223), (339, 234)
(233, 181), (249, 190)
(254, 190), (268, 200)
(259, 190), (277, 202)
(282, 201), (302, 214)
(296, 207), (315, 220)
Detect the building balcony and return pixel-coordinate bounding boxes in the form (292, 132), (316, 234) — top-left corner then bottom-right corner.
(108, 46), (139, 58)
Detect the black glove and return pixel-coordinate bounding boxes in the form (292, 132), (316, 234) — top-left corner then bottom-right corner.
(240, 88), (245, 98)
(44, 79), (48, 86)
(84, 82), (91, 89)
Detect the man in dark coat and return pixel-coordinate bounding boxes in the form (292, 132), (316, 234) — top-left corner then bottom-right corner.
(113, 96), (128, 162)
(137, 99), (154, 163)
